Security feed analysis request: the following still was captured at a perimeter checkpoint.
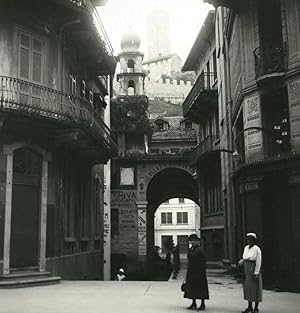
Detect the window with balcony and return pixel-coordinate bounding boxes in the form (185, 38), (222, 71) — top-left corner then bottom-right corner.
(18, 31), (44, 84)
(255, 0), (285, 77)
(177, 212), (188, 224)
(161, 212), (172, 224)
(18, 31), (45, 105)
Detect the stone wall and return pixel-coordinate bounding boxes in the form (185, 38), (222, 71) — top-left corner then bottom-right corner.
(144, 77), (192, 104)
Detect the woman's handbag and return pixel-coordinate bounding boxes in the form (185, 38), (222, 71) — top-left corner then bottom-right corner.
(181, 282), (186, 292)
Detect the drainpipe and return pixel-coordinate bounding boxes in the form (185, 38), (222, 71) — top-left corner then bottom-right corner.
(223, 9), (236, 265)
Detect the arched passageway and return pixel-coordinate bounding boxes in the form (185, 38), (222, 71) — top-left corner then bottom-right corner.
(146, 167), (199, 278)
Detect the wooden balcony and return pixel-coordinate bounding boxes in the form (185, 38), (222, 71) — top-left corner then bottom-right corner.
(8, 0), (116, 75)
(182, 72), (217, 123)
(190, 135), (221, 165)
(254, 43), (287, 82)
(0, 76), (118, 163)
(63, 0), (114, 56)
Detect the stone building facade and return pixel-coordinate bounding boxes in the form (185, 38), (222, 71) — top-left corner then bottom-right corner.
(182, 11), (225, 261)
(0, 0), (117, 286)
(204, 0), (300, 291)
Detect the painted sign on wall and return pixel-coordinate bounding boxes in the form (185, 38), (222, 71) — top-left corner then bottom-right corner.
(111, 190), (137, 238)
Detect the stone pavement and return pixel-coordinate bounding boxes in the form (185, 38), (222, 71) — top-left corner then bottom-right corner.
(0, 266), (299, 313)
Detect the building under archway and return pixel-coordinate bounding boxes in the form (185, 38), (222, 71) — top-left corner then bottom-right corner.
(146, 167), (199, 269)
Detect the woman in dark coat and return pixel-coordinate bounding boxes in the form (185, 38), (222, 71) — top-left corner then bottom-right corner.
(184, 234), (209, 310)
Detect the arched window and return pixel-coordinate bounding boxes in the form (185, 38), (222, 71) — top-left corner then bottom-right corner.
(127, 59), (135, 72)
(128, 80), (135, 95)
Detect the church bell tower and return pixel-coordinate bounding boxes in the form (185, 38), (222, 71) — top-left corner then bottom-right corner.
(117, 30), (145, 96)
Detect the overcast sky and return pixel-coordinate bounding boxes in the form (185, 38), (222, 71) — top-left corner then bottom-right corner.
(98, 0), (214, 62)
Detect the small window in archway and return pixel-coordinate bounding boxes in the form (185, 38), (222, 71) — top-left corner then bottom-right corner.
(127, 59), (135, 72)
(128, 80), (135, 95)
(185, 121), (193, 129)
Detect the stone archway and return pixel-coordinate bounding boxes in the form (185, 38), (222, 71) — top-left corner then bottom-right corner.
(145, 167), (199, 276)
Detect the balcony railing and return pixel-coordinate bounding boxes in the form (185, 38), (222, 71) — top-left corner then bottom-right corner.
(66, 0), (114, 57)
(254, 43), (287, 78)
(190, 135), (220, 165)
(182, 72), (217, 118)
(0, 76), (117, 152)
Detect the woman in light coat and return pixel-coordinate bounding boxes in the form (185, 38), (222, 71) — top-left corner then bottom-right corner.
(238, 233), (263, 313)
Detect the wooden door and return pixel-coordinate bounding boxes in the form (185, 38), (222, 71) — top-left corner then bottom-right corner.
(10, 148), (42, 268)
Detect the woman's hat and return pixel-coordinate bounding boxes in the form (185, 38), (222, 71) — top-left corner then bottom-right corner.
(118, 268), (125, 273)
(246, 232), (257, 239)
(187, 234), (200, 242)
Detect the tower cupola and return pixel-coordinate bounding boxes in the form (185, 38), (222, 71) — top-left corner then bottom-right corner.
(117, 29), (145, 96)
(121, 30), (141, 52)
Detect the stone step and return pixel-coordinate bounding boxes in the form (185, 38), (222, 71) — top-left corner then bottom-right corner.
(0, 276), (61, 288)
(0, 271), (52, 281)
(206, 261), (224, 269)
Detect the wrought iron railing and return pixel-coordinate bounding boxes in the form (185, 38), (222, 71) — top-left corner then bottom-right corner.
(66, 0), (114, 57)
(190, 135), (220, 164)
(254, 43), (287, 78)
(182, 72), (217, 117)
(0, 76), (117, 151)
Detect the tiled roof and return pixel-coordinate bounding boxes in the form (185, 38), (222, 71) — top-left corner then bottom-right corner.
(152, 129), (197, 141)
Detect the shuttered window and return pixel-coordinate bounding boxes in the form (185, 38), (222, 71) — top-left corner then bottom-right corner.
(18, 32), (44, 84)
(19, 34), (30, 80)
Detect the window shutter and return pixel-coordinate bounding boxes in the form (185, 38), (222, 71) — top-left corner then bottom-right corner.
(19, 34), (30, 80)
(32, 39), (43, 83)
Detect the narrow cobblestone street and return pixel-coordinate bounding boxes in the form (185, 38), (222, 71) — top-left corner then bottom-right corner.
(0, 266), (299, 313)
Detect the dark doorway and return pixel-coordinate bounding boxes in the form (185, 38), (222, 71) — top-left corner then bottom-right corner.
(177, 235), (188, 254)
(262, 171), (294, 290)
(10, 148), (42, 268)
